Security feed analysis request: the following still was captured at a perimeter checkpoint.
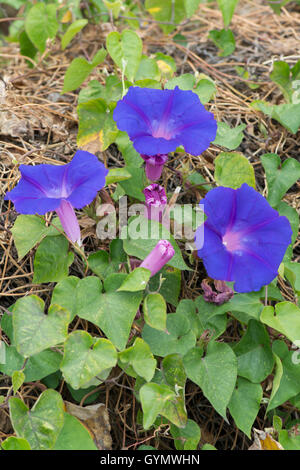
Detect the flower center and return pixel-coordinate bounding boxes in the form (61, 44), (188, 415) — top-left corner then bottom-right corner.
(151, 119), (175, 140)
(222, 230), (242, 252)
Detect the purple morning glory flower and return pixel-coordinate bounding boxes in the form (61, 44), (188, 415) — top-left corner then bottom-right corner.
(113, 86), (217, 180)
(143, 183), (167, 223)
(195, 183), (292, 293)
(5, 150), (108, 245)
(140, 240), (175, 277)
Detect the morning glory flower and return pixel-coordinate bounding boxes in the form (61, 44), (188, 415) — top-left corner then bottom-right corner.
(195, 183), (292, 293)
(4, 150), (108, 245)
(113, 86), (217, 180)
(143, 183), (167, 223)
(140, 240), (175, 277)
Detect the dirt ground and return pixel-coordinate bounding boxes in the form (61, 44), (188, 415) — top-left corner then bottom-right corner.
(0, 0), (300, 449)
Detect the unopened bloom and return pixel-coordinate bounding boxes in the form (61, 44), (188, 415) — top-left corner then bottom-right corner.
(140, 239), (175, 277)
(113, 86), (217, 180)
(141, 154), (168, 181)
(143, 183), (167, 223)
(195, 183), (292, 293)
(202, 279), (234, 305)
(5, 150), (108, 245)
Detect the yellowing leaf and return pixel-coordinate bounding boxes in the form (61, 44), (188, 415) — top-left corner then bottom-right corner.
(249, 428), (284, 450)
(147, 7), (161, 13)
(61, 10), (72, 23)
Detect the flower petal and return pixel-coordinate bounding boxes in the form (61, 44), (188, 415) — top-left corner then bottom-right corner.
(64, 150), (108, 208)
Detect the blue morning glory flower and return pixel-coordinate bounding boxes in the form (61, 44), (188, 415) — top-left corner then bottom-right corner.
(195, 183), (293, 293)
(113, 86), (217, 180)
(5, 150), (108, 245)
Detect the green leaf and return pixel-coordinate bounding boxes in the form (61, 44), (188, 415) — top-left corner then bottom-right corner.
(145, 0), (186, 34)
(143, 293), (167, 331)
(19, 30), (37, 66)
(122, 216), (190, 271)
(194, 76), (216, 103)
(63, 49), (107, 93)
(183, 341), (237, 419)
(9, 390), (64, 450)
(161, 354), (187, 428)
(284, 261), (300, 294)
(77, 289), (143, 350)
(12, 370), (25, 394)
(165, 73), (216, 104)
(184, 0), (201, 17)
(1, 437), (31, 450)
(118, 267), (151, 292)
(103, 0), (122, 18)
(106, 30), (142, 81)
(60, 331), (117, 389)
(119, 166), (147, 201)
(61, 19), (88, 50)
(13, 296), (70, 357)
(213, 122), (246, 150)
(11, 215), (50, 260)
(148, 266), (181, 307)
(51, 276), (104, 323)
(214, 152), (255, 189)
(170, 419), (201, 450)
(135, 56), (161, 82)
(142, 312), (196, 357)
(33, 235), (74, 283)
(193, 296), (227, 339)
(139, 382), (176, 429)
(25, 3), (58, 53)
(77, 98), (118, 149)
(251, 100), (300, 134)
(209, 28), (236, 57)
(279, 429), (300, 450)
(228, 377), (262, 438)
(118, 338), (156, 382)
(233, 320), (274, 383)
(277, 202), (299, 261)
(54, 413), (97, 450)
(115, 132), (142, 168)
(270, 61), (293, 103)
(217, 0), (239, 26)
(106, 167), (131, 185)
(260, 153), (300, 207)
(87, 251), (115, 281)
(0, 344), (62, 382)
(267, 340), (300, 412)
(260, 302), (300, 344)
(154, 52), (176, 78)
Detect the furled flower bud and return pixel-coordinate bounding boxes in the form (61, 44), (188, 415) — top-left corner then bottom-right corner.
(143, 183), (167, 223)
(140, 239), (175, 277)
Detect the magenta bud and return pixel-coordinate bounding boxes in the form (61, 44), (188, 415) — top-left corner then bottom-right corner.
(141, 154), (168, 181)
(56, 199), (81, 245)
(140, 239), (175, 277)
(143, 184), (167, 223)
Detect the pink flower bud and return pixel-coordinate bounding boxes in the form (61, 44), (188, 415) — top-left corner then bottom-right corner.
(141, 154), (168, 181)
(143, 184), (167, 223)
(140, 239), (175, 277)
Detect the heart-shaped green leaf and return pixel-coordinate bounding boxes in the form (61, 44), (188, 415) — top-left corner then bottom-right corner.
(13, 296), (70, 357)
(60, 331), (118, 389)
(9, 390), (64, 450)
